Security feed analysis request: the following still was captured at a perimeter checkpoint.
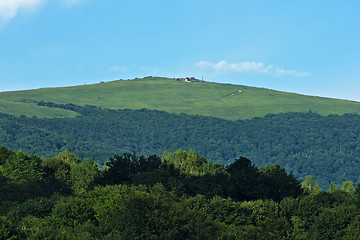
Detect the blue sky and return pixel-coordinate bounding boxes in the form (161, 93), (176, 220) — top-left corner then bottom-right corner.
(0, 1), (360, 102)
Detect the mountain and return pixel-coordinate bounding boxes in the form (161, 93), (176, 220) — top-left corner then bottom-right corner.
(1, 77), (360, 189)
(1, 77), (360, 120)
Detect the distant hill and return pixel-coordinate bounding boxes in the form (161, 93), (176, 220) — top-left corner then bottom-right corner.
(1, 77), (360, 120)
(2, 77), (360, 189)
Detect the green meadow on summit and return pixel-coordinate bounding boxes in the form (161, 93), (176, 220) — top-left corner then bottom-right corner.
(1, 77), (360, 120)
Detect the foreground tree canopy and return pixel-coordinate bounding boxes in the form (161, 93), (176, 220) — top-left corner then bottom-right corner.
(1, 146), (360, 239)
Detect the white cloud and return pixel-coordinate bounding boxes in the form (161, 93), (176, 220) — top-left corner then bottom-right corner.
(0, 0), (45, 20)
(196, 60), (309, 77)
(0, 0), (87, 21)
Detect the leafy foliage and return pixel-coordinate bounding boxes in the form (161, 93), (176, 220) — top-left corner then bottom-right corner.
(2, 151), (43, 182)
(0, 146), (359, 239)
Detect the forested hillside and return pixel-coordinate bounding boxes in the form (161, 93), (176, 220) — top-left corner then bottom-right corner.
(1, 102), (360, 189)
(1, 146), (360, 239)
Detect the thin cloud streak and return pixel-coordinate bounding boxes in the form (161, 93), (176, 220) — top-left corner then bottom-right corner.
(0, 0), (45, 20)
(0, 0), (87, 21)
(196, 60), (309, 77)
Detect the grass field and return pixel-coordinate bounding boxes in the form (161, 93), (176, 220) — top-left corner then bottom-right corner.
(0, 100), (79, 118)
(1, 77), (360, 120)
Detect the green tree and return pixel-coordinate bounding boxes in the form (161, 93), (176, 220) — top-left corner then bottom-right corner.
(302, 175), (321, 195)
(70, 158), (101, 194)
(226, 157), (263, 201)
(329, 183), (337, 193)
(239, 199), (292, 239)
(2, 151), (43, 182)
(41, 151), (80, 194)
(341, 181), (355, 194)
(101, 153), (162, 185)
(290, 216), (309, 240)
(162, 149), (207, 176)
(92, 184), (222, 239)
(343, 215), (360, 240)
(0, 216), (20, 239)
(260, 165), (303, 201)
(29, 197), (98, 239)
(0, 145), (12, 166)
(310, 204), (359, 239)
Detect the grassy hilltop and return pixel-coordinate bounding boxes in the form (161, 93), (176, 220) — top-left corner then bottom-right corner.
(1, 77), (360, 120)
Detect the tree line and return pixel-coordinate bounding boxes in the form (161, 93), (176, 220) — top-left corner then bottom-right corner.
(1, 102), (360, 188)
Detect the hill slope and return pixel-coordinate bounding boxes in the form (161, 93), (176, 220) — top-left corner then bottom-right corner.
(1, 77), (360, 120)
(1, 103), (360, 189)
